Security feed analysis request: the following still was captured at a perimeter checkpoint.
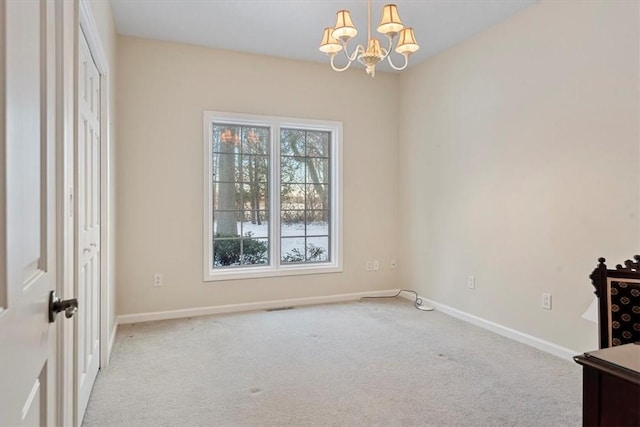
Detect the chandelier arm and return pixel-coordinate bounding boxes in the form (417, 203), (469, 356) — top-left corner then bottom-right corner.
(386, 53), (410, 71)
(330, 54), (353, 72)
(340, 40), (364, 62)
(381, 35), (395, 61)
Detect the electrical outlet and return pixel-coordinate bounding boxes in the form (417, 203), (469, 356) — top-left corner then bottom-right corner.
(390, 260), (397, 270)
(372, 260), (379, 271)
(468, 275), (475, 290)
(153, 273), (163, 287)
(366, 261), (372, 272)
(542, 293), (552, 310)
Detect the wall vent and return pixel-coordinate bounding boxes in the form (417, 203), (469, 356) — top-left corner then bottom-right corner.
(265, 306), (294, 312)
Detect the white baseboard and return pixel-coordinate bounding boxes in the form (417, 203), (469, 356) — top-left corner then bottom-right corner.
(399, 292), (579, 362)
(117, 289), (401, 325)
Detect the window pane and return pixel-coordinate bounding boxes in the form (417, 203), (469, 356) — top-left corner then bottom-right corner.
(214, 211), (240, 236)
(306, 210), (329, 236)
(248, 183), (267, 211)
(281, 156), (305, 184)
(213, 153), (239, 182)
(307, 237), (329, 262)
(281, 184), (305, 210)
(306, 184), (328, 210)
(305, 131), (330, 158)
(213, 182), (242, 211)
(241, 238), (269, 265)
(281, 210), (305, 237)
(241, 127), (269, 155)
(212, 125), (241, 153)
(239, 184), (267, 211)
(281, 237), (306, 263)
(280, 129), (305, 156)
(306, 158), (329, 184)
(241, 155), (268, 183)
(213, 238), (242, 267)
(241, 210), (269, 238)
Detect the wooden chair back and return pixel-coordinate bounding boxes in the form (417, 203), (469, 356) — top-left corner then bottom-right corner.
(589, 255), (640, 348)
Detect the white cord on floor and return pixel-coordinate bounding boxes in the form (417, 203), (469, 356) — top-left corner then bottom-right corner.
(360, 290), (434, 311)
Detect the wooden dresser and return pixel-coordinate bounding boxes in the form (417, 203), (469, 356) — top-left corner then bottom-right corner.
(574, 343), (640, 426)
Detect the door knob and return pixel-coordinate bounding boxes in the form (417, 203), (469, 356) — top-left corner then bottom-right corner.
(48, 291), (79, 323)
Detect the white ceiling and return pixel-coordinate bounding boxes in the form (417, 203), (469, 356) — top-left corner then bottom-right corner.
(110, 0), (537, 73)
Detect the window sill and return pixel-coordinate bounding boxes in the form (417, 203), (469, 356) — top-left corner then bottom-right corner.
(204, 263), (343, 282)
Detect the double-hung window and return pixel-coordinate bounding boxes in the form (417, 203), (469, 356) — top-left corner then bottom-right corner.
(203, 111), (342, 281)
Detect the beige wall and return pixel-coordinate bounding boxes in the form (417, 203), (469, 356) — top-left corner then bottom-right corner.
(398, 0), (640, 352)
(116, 36), (400, 315)
(88, 0), (117, 335)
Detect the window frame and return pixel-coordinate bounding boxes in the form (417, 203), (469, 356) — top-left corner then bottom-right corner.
(203, 111), (343, 282)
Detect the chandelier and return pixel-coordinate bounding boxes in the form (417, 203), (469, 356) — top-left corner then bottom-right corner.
(319, 0), (419, 77)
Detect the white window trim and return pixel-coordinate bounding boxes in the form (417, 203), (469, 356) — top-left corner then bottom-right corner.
(202, 111), (343, 282)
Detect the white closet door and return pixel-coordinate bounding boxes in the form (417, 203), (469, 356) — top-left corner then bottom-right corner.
(76, 27), (101, 426)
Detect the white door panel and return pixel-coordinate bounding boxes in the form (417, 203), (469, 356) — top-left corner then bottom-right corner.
(0, 0), (58, 425)
(76, 28), (101, 425)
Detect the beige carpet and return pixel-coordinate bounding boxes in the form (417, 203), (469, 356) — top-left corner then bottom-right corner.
(83, 299), (582, 426)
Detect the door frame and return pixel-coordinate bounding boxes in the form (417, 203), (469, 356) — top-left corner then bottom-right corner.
(56, 0), (113, 425)
(55, 0), (76, 425)
(0, 0), (6, 318)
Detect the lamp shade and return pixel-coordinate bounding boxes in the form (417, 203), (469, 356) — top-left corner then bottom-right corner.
(366, 38), (383, 59)
(332, 10), (358, 41)
(395, 27), (419, 54)
(582, 296), (599, 323)
(377, 4), (403, 36)
(319, 27), (343, 54)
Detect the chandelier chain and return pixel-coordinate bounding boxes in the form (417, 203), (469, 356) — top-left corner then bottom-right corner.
(367, 0), (371, 42)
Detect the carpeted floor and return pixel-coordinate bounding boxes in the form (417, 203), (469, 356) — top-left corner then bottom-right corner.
(83, 299), (582, 426)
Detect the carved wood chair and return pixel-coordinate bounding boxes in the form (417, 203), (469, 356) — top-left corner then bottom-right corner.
(589, 255), (640, 348)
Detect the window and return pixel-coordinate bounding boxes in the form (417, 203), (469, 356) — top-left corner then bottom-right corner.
(203, 111), (342, 281)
